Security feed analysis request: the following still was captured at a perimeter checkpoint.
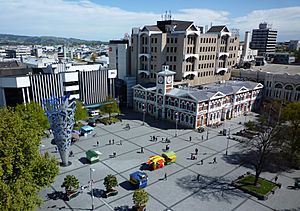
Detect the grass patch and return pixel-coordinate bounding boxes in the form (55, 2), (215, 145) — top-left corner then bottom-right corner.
(236, 175), (276, 196)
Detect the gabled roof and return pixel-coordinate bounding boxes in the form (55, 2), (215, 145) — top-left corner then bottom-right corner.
(142, 25), (161, 32)
(207, 25), (228, 33)
(156, 20), (194, 32)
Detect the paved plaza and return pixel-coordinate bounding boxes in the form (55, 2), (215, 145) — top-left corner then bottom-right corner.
(39, 111), (300, 211)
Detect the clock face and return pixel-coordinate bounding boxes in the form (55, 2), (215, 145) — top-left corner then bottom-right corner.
(167, 76), (172, 84)
(158, 76), (164, 84)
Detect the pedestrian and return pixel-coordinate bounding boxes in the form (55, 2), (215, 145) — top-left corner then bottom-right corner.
(191, 153), (194, 160)
(96, 141), (99, 147)
(274, 176), (278, 183)
(201, 135), (204, 140)
(69, 151), (73, 157)
(166, 144), (170, 151)
(55, 146), (58, 152)
(197, 174), (201, 182)
(109, 140), (111, 145)
(112, 139), (115, 145)
(113, 151), (116, 158)
(162, 137), (164, 142)
(213, 157), (217, 163)
(141, 147), (144, 153)
(189, 136), (192, 141)
(200, 159), (203, 165)
(120, 140), (122, 145)
(195, 148), (198, 155)
(164, 173), (167, 180)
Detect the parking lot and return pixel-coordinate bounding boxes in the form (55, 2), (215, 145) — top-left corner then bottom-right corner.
(39, 111), (300, 211)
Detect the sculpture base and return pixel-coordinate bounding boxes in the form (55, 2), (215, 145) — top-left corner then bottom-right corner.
(60, 161), (72, 167)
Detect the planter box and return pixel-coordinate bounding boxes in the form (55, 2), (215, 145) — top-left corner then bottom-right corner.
(66, 191), (79, 201)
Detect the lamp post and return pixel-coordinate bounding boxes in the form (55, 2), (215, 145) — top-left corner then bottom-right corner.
(225, 126), (231, 155)
(175, 112), (178, 137)
(142, 104), (146, 125)
(90, 168), (95, 210)
(206, 128), (209, 140)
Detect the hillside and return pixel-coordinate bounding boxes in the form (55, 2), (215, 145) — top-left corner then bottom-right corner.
(0, 34), (106, 46)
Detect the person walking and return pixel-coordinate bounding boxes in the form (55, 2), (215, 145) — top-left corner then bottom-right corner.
(112, 139), (115, 145)
(166, 144), (170, 151)
(119, 140), (122, 145)
(55, 146), (58, 153)
(201, 135), (204, 141)
(197, 174), (201, 182)
(274, 176), (278, 183)
(164, 173), (167, 180)
(141, 147), (144, 153)
(109, 140), (111, 145)
(189, 136), (192, 141)
(113, 151), (116, 158)
(195, 148), (198, 155)
(96, 141), (99, 147)
(213, 157), (217, 163)
(200, 159), (203, 165)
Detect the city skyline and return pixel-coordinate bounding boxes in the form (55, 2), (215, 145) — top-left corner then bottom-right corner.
(0, 0), (299, 41)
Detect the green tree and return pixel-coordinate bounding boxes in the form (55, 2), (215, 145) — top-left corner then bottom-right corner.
(100, 97), (120, 120)
(103, 174), (118, 193)
(74, 100), (88, 122)
(0, 107), (59, 210)
(282, 102), (300, 164)
(15, 102), (50, 130)
(90, 53), (97, 62)
(133, 189), (149, 210)
(61, 175), (80, 194)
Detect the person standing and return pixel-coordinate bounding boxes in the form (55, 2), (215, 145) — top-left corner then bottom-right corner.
(96, 141), (99, 147)
(189, 136), (192, 141)
(274, 176), (278, 183)
(197, 174), (201, 182)
(141, 147), (144, 153)
(195, 148), (198, 155)
(213, 157), (217, 163)
(119, 140), (122, 145)
(200, 159), (203, 165)
(164, 173), (167, 180)
(201, 135), (204, 141)
(112, 139), (115, 145)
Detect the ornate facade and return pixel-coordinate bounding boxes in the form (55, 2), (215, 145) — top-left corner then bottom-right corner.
(133, 65), (263, 129)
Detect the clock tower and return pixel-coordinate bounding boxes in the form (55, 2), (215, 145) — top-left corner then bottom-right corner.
(156, 65), (175, 95)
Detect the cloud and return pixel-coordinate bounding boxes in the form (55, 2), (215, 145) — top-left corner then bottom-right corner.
(230, 7), (300, 41)
(0, 0), (299, 41)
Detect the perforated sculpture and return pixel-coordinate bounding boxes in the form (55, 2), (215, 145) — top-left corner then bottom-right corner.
(43, 95), (76, 166)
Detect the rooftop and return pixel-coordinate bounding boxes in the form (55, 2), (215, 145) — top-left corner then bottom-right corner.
(250, 64), (300, 75)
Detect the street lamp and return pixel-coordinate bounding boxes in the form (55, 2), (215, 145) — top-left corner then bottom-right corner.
(142, 104), (146, 125)
(90, 168), (95, 210)
(225, 126), (231, 155)
(175, 112), (179, 137)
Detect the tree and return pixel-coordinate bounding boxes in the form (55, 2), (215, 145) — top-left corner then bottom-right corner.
(0, 107), (59, 210)
(282, 102), (300, 165)
(74, 100), (88, 122)
(15, 102), (50, 130)
(133, 189), (149, 210)
(90, 53), (97, 62)
(242, 126), (282, 185)
(61, 175), (79, 194)
(100, 97), (120, 119)
(103, 174), (118, 193)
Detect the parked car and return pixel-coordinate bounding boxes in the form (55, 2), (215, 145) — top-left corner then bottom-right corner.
(197, 127), (205, 133)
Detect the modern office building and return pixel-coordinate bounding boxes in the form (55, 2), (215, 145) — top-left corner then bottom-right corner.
(131, 19), (240, 87)
(133, 65), (263, 129)
(231, 64), (300, 102)
(0, 62), (116, 107)
(250, 22), (277, 57)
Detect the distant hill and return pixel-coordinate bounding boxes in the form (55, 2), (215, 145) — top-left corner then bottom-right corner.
(0, 34), (107, 46)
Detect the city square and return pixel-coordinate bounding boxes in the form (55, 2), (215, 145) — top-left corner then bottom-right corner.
(39, 111), (300, 211)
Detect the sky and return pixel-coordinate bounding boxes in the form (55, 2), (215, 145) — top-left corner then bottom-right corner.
(0, 0), (299, 41)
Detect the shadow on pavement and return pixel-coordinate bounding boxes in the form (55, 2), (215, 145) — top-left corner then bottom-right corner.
(176, 174), (246, 203)
(114, 205), (132, 211)
(47, 191), (65, 200)
(78, 157), (89, 165)
(119, 181), (135, 191)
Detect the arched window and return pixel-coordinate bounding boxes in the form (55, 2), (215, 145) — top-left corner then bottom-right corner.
(285, 85), (293, 90)
(186, 115), (189, 123)
(275, 83), (283, 89)
(174, 99), (178, 107)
